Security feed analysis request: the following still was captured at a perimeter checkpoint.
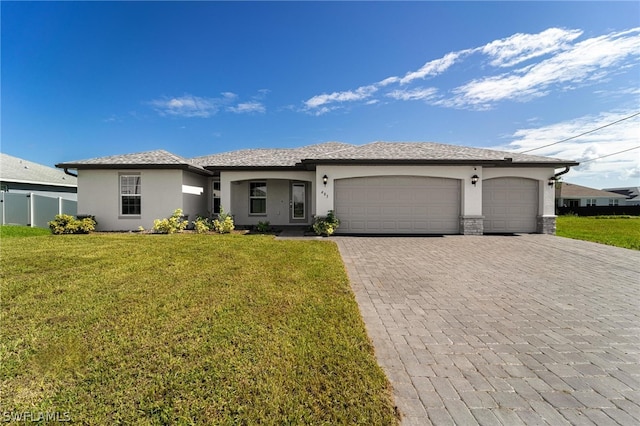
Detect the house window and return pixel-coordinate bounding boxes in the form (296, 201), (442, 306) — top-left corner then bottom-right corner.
(609, 199), (619, 206)
(120, 175), (141, 215)
(586, 199), (596, 207)
(249, 181), (267, 215)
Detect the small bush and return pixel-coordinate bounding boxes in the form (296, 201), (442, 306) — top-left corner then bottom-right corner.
(192, 216), (213, 234)
(153, 209), (188, 234)
(313, 210), (340, 236)
(256, 221), (271, 233)
(213, 207), (235, 234)
(49, 214), (96, 235)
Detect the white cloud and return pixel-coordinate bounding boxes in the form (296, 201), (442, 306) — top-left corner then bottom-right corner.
(301, 27), (640, 114)
(149, 90), (269, 117)
(450, 28), (640, 108)
(399, 52), (465, 85)
(304, 84), (378, 111)
(494, 109), (640, 188)
(481, 28), (583, 67)
(227, 101), (266, 114)
(149, 95), (218, 118)
(387, 87), (438, 101)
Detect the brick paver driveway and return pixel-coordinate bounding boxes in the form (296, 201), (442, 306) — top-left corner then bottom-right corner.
(336, 234), (640, 425)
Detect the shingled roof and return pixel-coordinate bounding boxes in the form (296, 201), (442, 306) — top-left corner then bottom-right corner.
(56, 149), (212, 175)
(2, 153), (77, 187)
(556, 182), (627, 199)
(191, 142), (354, 167)
(301, 141), (569, 164)
(57, 141), (577, 171)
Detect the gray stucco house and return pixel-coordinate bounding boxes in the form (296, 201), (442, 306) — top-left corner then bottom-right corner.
(556, 182), (628, 208)
(56, 141), (577, 234)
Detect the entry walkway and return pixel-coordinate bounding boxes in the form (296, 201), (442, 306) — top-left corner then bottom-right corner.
(336, 235), (640, 425)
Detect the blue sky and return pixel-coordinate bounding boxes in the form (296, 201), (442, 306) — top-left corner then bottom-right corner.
(2, 1), (639, 189)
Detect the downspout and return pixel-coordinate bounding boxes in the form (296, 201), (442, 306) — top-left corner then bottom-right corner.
(553, 166), (571, 180)
(63, 168), (78, 178)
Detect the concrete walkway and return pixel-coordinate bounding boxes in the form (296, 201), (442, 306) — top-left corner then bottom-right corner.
(336, 235), (640, 425)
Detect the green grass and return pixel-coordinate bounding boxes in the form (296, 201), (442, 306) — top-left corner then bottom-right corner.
(1, 234), (398, 424)
(0, 225), (51, 238)
(556, 215), (640, 250)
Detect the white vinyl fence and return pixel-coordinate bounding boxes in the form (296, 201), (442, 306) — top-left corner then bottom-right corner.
(0, 192), (77, 228)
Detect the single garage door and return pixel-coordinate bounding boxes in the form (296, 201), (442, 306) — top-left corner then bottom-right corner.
(483, 177), (538, 233)
(334, 176), (460, 234)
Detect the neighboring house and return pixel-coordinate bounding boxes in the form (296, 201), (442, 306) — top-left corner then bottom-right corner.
(556, 182), (627, 208)
(56, 141), (578, 235)
(602, 186), (640, 206)
(1, 153), (78, 200)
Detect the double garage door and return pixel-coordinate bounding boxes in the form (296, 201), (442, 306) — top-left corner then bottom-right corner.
(334, 176), (460, 234)
(334, 176), (539, 234)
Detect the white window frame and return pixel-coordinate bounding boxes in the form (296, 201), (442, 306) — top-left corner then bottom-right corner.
(249, 181), (267, 215)
(120, 174), (141, 216)
(609, 199), (619, 206)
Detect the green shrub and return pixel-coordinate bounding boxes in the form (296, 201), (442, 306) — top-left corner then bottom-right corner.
(256, 221), (271, 233)
(48, 214), (96, 235)
(192, 216), (213, 234)
(153, 209), (188, 234)
(213, 207), (235, 234)
(313, 210), (340, 236)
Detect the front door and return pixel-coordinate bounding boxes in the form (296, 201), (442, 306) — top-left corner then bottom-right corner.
(290, 182), (306, 222)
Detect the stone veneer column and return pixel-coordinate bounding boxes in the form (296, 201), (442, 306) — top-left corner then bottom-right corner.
(537, 215), (556, 235)
(460, 215), (484, 235)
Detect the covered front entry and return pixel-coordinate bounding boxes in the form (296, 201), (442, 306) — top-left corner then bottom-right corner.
(483, 177), (538, 233)
(334, 176), (460, 234)
(228, 178), (312, 227)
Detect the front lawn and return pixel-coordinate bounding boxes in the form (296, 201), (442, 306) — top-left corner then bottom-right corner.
(0, 225), (51, 238)
(0, 234), (398, 424)
(556, 215), (640, 250)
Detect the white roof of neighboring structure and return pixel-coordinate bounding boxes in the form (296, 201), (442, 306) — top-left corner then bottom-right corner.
(1, 153), (77, 187)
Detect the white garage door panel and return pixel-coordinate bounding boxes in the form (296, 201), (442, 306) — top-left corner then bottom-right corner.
(483, 177), (538, 233)
(335, 176), (460, 234)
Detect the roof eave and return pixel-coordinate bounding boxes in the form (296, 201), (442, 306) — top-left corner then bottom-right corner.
(204, 165), (308, 172)
(0, 178), (77, 187)
(299, 159), (579, 167)
(55, 163), (213, 176)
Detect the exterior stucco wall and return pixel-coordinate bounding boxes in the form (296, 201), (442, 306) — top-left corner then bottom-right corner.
(78, 169), (182, 231)
(557, 197), (625, 207)
(315, 165), (558, 234)
(315, 165), (480, 217)
(181, 171), (209, 220)
(220, 170), (315, 226)
(230, 179), (300, 226)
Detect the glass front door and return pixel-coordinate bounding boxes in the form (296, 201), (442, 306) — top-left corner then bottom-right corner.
(291, 183), (306, 220)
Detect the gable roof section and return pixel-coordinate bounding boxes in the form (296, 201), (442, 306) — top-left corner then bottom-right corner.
(1, 153), (77, 187)
(192, 142), (354, 168)
(556, 182), (627, 199)
(56, 141), (577, 172)
(56, 149), (212, 176)
(302, 141), (575, 166)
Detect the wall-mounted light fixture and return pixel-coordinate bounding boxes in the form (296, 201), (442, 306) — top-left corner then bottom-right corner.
(471, 175), (479, 186)
(548, 177), (556, 186)
(322, 175), (328, 186)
